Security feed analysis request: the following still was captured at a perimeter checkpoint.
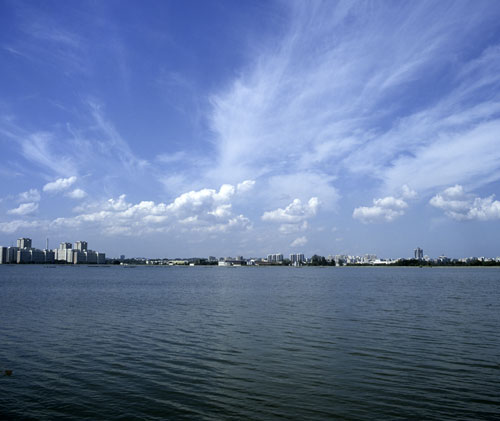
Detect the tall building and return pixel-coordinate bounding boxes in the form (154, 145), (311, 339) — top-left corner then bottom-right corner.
(267, 253), (283, 263)
(56, 242), (73, 262)
(74, 241), (88, 251)
(44, 249), (55, 263)
(17, 248), (45, 264)
(17, 238), (32, 249)
(290, 253), (305, 264)
(414, 247), (424, 260)
(1, 237), (105, 265)
(6, 247), (19, 263)
(96, 252), (106, 264)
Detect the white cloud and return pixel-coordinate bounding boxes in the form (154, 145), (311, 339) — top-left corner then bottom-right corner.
(353, 204), (405, 223)
(429, 185), (500, 221)
(19, 132), (76, 177)
(373, 196), (407, 209)
(18, 189), (40, 202)
(66, 188), (87, 199)
(353, 185), (417, 223)
(8, 202), (39, 215)
(401, 185), (417, 199)
(379, 118), (500, 193)
(167, 184), (236, 217)
(353, 198), (406, 224)
(265, 173), (339, 211)
(262, 197), (319, 223)
(442, 185), (464, 198)
(88, 101), (149, 172)
(279, 221), (308, 234)
(156, 151), (187, 164)
(51, 181), (254, 236)
(43, 176), (77, 193)
(0, 219), (43, 234)
(206, 1), (500, 210)
(236, 180), (256, 194)
(262, 197), (320, 235)
(290, 236), (307, 247)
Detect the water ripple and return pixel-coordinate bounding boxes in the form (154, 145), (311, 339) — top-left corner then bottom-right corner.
(1, 266), (500, 420)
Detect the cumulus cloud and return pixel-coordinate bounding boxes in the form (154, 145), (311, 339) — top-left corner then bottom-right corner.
(18, 189), (41, 202)
(66, 188), (87, 199)
(167, 183), (239, 217)
(51, 181), (254, 236)
(429, 185), (500, 221)
(353, 185), (416, 223)
(353, 203), (406, 223)
(43, 176), (77, 193)
(8, 202), (39, 215)
(262, 197), (319, 223)
(353, 195), (407, 223)
(262, 197), (319, 235)
(236, 180), (256, 194)
(290, 236), (307, 247)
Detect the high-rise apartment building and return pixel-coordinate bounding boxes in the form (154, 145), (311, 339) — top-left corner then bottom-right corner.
(1, 237), (104, 265)
(74, 241), (88, 251)
(56, 242), (73, 262)
(414, 247), (424, 260)
(17, 238), (32, 249)
(289, 253), (305, 264)
(6, 247), (19, 263)
(267, 253), (283, 263)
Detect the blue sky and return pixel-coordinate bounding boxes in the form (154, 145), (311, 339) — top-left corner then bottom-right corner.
(1, 0), (500, 259)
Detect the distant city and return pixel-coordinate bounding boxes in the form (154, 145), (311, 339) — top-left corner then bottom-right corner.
(0, 237), (105, 265)
(2, 237), (500, 267)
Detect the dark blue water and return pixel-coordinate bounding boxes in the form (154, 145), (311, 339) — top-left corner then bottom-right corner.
(1, 266), (499, 420)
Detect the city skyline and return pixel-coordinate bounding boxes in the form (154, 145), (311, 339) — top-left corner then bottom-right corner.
(1, 1), (500, 258)
(0, 236), (105, 264)
(3, 235), (500, 264)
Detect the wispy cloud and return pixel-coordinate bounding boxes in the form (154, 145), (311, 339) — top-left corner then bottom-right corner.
(20, 132), (76, 177)
(8, 202), (38, 216)
(290, 236), (307, 248)
(0, 219), (43, 234)
(18, 188), (40, 202)
(88, 100), (149, 173)
(0, 101), (152, 196)
(207, 1), (500, 201)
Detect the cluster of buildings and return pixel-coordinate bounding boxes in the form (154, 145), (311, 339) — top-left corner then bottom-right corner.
(0, 237), (106, 264)
(3, 239), (499, 267)
(215, 249), (419, 266)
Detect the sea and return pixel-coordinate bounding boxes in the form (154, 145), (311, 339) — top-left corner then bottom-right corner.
(1, 265), (499, 420)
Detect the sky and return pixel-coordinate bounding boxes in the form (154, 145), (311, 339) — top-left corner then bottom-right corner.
(1, 0), (500, 259)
